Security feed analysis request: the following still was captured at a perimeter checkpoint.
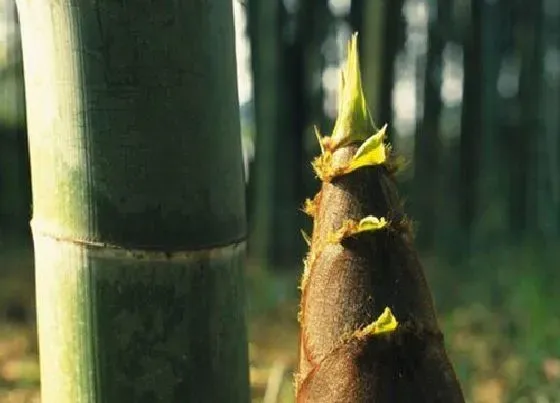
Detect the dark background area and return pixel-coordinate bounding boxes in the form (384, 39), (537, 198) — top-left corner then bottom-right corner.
(1, 0), (560, 401)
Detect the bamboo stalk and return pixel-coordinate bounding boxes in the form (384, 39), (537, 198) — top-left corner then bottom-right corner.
(17, 0), (250, 401)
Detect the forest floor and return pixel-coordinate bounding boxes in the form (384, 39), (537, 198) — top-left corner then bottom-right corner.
(1, 245), (559, 403)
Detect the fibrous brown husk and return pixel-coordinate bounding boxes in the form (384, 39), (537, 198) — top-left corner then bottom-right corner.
(296, 118), (464, 401)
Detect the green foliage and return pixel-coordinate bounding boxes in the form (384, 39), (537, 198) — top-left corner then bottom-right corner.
(431, 243), (560, 402)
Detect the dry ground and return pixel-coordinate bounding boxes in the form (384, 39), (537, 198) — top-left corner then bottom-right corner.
(1, 246), (559, 402)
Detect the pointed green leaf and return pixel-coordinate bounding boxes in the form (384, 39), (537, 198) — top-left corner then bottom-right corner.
(354, 307), (398, 339)
(330, 33), (376, 148)
(355, 215), (388, 233)
(329, 215), (387, 243)
(344, 124), (388, 173)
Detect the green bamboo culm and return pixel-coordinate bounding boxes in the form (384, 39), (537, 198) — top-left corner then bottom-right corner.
(296, 34), (465, 402)
(16, 0), (250, 402)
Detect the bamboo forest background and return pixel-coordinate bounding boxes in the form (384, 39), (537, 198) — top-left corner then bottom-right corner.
(1, 0), (560, 401)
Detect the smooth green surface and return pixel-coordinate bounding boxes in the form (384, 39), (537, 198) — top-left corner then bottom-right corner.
(18, 0), (250, 401)
(18, 0), (246, 250)
(35, 236), (249, 403)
